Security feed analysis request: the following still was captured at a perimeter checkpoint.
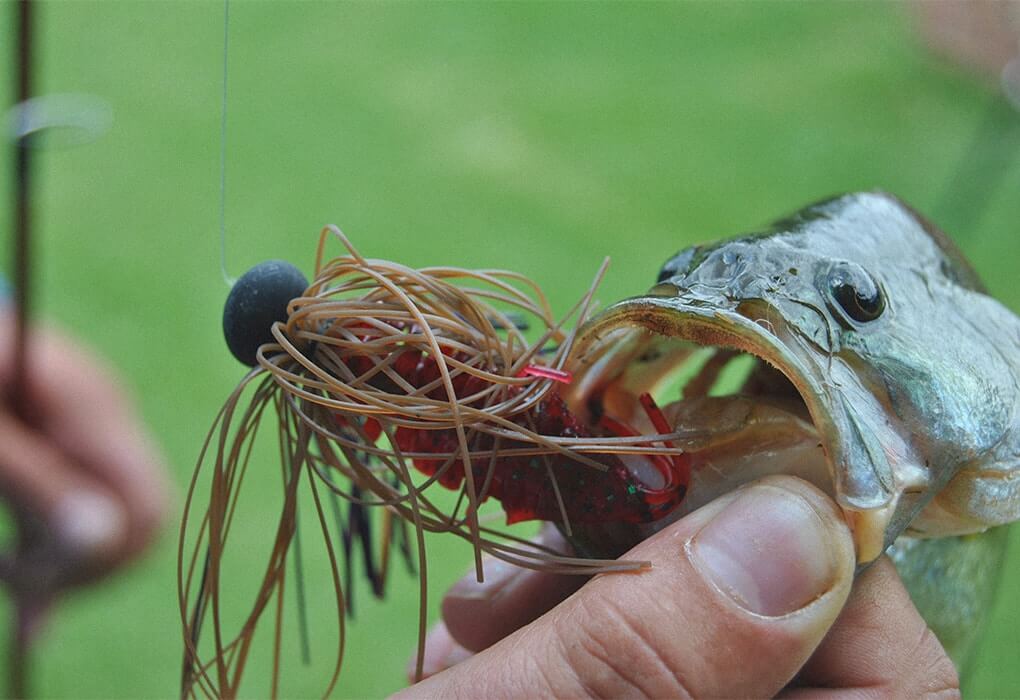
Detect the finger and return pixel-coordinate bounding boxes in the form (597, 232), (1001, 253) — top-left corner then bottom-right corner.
(0, 409), (127, 576)
(782, 556), (959, 697)
(33, 337), (168, 561)
(441, 524), (586, 652)
(407, 622), (474, 683)
(395, 476), (856, 699)
(1, 317), (168, 562)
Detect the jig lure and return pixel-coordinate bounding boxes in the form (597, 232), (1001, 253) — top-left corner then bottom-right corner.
(180, 227), (689, 698)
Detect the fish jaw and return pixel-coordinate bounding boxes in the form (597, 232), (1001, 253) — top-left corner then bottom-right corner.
(567, 292), (929, 564)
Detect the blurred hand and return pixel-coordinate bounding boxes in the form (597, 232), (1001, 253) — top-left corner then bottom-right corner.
(397, 476), (959, 698)
(0, 307), (169, 598)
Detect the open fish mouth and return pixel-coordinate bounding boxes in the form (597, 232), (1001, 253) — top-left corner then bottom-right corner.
(562, 191), (1020, 568)
(565, 290), (924, 565)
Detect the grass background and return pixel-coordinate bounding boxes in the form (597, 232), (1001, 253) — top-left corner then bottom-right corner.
(2, 1), (1019, 697)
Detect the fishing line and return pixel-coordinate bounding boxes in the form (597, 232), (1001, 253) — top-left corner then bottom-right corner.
(217, 0), (234, 287)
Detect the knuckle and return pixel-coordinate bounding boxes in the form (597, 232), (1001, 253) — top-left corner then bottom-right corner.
(555, 594), (693, 699)
(897, 627), (960, 698)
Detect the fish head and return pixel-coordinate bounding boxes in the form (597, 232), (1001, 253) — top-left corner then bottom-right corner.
(569, 192), (1020, 564)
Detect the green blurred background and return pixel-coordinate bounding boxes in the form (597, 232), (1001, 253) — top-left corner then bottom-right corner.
(3, 1), (1019, 697)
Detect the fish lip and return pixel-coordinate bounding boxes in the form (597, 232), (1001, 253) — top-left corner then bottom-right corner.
(570, 292), (901, 563)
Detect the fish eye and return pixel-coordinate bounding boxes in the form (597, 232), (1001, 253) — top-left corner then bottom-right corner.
(825, 262), (885, 324)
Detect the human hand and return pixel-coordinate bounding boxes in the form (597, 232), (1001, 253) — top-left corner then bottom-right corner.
(397, 476), (959, 698)
(0, 308), (169, 596)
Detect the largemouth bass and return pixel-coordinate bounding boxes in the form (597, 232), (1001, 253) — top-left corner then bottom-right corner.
(562, 192), (1019, 666)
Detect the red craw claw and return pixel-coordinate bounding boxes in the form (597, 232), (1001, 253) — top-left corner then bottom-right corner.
(638, 392), (691, 498)
(598, 393), (690, 514)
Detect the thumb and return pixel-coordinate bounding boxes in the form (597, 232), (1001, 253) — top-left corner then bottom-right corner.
(395, 476), (856, 699)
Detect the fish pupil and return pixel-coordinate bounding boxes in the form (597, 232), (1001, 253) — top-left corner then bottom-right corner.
(827, 263), (885, 323)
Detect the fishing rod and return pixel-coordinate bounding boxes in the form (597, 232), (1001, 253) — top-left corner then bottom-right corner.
(12, 0), (33, 418)
(8, 1), (40, 696)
